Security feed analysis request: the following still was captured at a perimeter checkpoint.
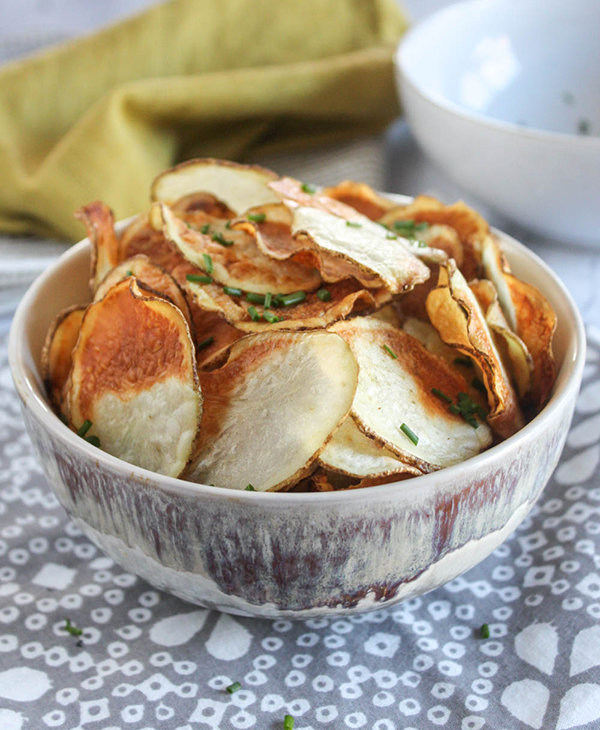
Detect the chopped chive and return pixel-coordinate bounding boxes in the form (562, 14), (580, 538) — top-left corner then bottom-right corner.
(125, 270), (133, 277)
(471, 377), (486, 394)
(284, 716), (295, 730)
(248, 213), (266, 223)
(394, 219), (416, 231)
(226, 681), (242, 694)
(223, 286), (243, 297)
(383, 344), (397, 360)
(212, 232), (234, 247)
(264, 292), (273, 309)
(432, 387), (453, 404)
(77, 420), (92, 438)
(301, 183), (316, 194)
(262, 311), (280, 324)
(346, 221), (362, 228)
(449, 404), (461, 415)
(400, 423), (419, 446)
(200, 223), (210, 234)
(225, 220), (232, 229)
(377, 221), (390, 230)
(197, 336), (214, 350)
(86, 435), (101, 448)
(245, 484), (256, 491)
(248, 306), (260, 322)
(414, 222), (429, 232)
(279, 291), (306, 307)
(246, 292), (266, 305)
(480, 623), (490, 639)
(202, 253), (213, 274)
(63, 618), (83, 637)
(59, 413), (69, 426)
(185, 221), (192, 229)
(454, 356), (473, 367)
(317, 288), (331, 302)
(386, 233), (398, 240)
(416, 240), (428, 248)
(187, 274), (212, 284)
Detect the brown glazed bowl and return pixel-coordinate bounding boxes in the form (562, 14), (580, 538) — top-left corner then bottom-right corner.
(9, 210), (585, 618)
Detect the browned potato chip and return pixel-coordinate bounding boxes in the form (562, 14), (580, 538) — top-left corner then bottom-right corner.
(426, 261), (524, 438)
(151, 202), (321, 295)
(75, 201), (120, 291)
(152, 158), (279, 212)
(322, 180), (395, 220)
(379, 196), (489, 280)
(470, 278), (534, 398)
(41, 305), (86, 413)
(330, 318), (493, 472)
(481, 235), (556, 408)
(185, 330), (359, 491)
(94, 255), (193, 332)
(119, 212), (185, 272)
(68, 279), (201, 477)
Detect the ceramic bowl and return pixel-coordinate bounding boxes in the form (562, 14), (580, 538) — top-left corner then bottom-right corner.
(9, 213), (585, 618)
(396, 0), (600, 246)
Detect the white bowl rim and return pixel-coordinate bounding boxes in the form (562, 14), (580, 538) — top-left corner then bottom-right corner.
(396, 0), (600, 147)
(9, 207), (586, 505)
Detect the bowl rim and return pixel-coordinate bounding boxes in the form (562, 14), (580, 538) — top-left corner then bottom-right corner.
(8, 206), (586, 504)
(396, 0), (600, 148)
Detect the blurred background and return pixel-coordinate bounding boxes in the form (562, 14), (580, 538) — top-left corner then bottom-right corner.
(0, 0), (598, 324)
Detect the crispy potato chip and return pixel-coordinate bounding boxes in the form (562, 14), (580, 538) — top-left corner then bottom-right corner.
(119, 212), (185, 272)
(379, 196), (489, 280)
(426, 261), (524, 438)
(330, 318), (492, 471)
(290, 205), (431, 294)
(371, 303), (402, 328)
(68, 279), (201, 477)
(322, 180), (395, 220)
(319, 416), (422, 479)
(481, 235), (556, 408)
(185, 331), (359, 491)
(151, 202), (321, 295)
(470, 278), (534, 398)
(41, 305), (86, 413)
(75, 201), (120, 291)
(173, 257), (390, 333)
(94, 255), (193, 331)
(152, 158), (279, 213)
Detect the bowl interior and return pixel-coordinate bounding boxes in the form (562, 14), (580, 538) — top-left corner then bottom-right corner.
(401, 0), (599, 137)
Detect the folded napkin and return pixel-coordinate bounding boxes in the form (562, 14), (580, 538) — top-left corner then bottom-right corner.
(0, 0), (408, 241)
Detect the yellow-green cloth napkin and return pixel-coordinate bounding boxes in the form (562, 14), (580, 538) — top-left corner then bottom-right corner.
(0, 0), (408, 240)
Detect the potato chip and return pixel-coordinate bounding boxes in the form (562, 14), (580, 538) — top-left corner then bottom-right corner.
(481, 235), (556, 408)
(119, 212), (185, 272)
(426, 261), (524, 438)
(470, 278), (534, 398)
(322, 180), (395, 220)
(151, 202), (321, 295)
(75, 201), (120, 291)
(94, 255), (193, 331)
(330, 318), (492, 471)
(379, 196), (489, 280)
(185, 330), (358, 491)
(41, 305), (86, 413)
(152, 158), (280, 213)
(68, 279), (201, 478)
(319, 416), (422, 479)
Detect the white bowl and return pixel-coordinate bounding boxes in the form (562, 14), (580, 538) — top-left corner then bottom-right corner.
(9, 213), (585, 618)
(396, 0), (600, 246)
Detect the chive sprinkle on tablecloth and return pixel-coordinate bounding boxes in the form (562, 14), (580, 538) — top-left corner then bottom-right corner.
(1, 316), (600, 730)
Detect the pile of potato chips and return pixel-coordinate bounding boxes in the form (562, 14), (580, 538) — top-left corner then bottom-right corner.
(43, 159), (556, 492)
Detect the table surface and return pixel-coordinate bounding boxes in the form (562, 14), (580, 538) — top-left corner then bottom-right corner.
(1, 2), (599, 729)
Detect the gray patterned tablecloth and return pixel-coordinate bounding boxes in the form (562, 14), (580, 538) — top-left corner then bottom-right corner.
(1, 316), (600, 730)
